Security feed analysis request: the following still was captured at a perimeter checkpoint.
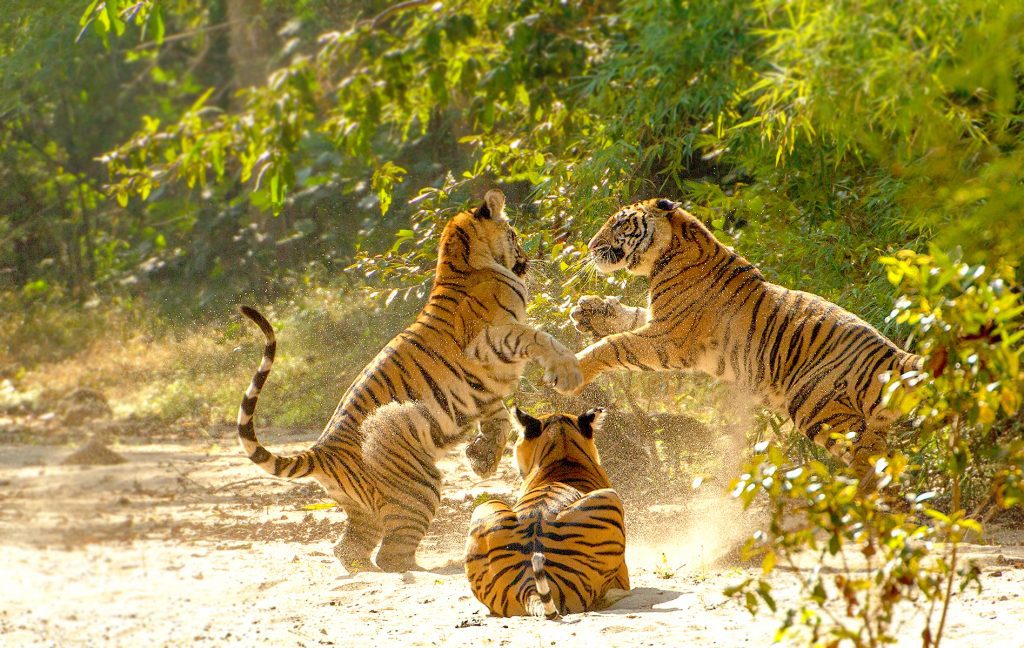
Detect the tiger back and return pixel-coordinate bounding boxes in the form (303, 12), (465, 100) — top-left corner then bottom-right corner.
(465, 407), (629, 618)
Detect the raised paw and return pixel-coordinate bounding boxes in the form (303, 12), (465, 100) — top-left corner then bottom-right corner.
(465, 432), (505, 478)
(463, 334), (488, 363)
(570, 296), (632, 338)
(544, 352), (584, 394)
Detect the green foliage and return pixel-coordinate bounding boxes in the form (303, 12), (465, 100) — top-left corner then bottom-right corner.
(881, 249), (1023, 513)
(728, 448), (982, 647)
(79, 0), (165, 49)
(72, 0), (1019, 322)
(881, 249), (1022, 431)
(147, 377), (210, 422)
(727, 249), (1021, 646)
(6, 0), (1022, 330)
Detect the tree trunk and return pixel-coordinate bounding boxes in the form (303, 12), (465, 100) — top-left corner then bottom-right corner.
(226, 0), (274, 91)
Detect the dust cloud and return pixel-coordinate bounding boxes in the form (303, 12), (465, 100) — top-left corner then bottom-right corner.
(615, 384), (767, 577)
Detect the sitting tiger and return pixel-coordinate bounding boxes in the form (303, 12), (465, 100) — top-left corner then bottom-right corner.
(564, 198), (925, 488)
(237, 189), (582, 572)
(465, 407), (629, 618)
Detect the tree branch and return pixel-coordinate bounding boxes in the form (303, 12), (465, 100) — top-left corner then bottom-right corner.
(130, 18), (249, 51)
(369, 0), (435, 29)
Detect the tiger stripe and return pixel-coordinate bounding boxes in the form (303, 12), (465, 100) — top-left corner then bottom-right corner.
(465, 409), (629, 618)
(569, 198), (925, 488)
(235, 190), (581, 571)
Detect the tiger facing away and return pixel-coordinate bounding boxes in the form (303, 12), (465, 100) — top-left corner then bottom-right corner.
(565, 198), (925, 488)
(237, 190), (582, 572)
(465, 407), (629, 619)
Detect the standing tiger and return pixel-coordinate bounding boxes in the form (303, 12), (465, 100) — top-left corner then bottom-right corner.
(564, 198), (924, 487)
(465, 407), (629, 618)
(237, 190), (582, 572)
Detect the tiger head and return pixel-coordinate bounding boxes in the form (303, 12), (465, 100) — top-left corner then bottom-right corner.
(587, 198), (711, 276)
(439, 189), (529, 278)
(512, 407), (606, 479)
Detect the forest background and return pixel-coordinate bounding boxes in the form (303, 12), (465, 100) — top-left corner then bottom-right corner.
(3, 0), (1023, 530)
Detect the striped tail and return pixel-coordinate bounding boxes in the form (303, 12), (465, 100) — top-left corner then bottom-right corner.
(530, 552), (559, 620)
(237, 306), (316, 479)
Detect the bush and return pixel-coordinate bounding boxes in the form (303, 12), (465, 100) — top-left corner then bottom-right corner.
(727, 250), (1022, 646)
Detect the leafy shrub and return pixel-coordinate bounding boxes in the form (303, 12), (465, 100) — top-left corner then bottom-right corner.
(728, 447), (982, 647)
(727, 250), (1021, 646)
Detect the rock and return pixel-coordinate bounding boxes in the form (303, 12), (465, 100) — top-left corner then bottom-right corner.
(60, 438), (127, 466)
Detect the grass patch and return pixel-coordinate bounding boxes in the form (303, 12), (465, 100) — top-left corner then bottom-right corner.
(1, 286), (419, 433)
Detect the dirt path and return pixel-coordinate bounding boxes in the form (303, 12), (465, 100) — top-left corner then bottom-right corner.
(2, 433), (1023, 647)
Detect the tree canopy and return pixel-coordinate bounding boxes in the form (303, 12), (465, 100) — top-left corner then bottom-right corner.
(4, 0), (1021, 320)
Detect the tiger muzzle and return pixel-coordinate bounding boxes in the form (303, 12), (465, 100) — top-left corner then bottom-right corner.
(591, 245), (624, 266)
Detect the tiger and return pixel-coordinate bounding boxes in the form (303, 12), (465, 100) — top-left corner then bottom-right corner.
(465, 407), (629, 618)
(236, 189), (582, 572)
(563, 198), (925, 489)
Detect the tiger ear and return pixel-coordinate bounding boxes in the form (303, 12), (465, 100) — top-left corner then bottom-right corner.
(655, 199), (679, 212)
(514, 407), (543, 440)
(577, 408), (606, 439)
(475, 189), (506, 221)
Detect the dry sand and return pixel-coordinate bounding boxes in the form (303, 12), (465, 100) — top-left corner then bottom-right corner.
(2, 431), (1023, 647)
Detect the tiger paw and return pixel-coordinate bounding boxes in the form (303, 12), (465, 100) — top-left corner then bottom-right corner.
(333, 543), (377, 574)
(570, 296), (633, 338)
(465, 433), (504, 478)
(553, 351), (600, 396)
(544, 352), (583, 394)
(463, 332), (490, 363)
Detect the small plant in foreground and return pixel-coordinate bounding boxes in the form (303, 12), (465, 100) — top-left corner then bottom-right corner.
(727, 448), (980, 647)
(880, 248), (1023, 514)
(654, 552), (677, 579)
(727, 250), (1021, 647)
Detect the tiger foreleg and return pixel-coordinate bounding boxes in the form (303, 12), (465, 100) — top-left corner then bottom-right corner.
(570, 295), (648, 339)
(559, 327), (668, 396)
(465, 323), (582, 392)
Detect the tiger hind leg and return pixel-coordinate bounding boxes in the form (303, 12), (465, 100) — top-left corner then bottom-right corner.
(807, 411), (888, 494)
(333, 505), (383, 572)
(360, 402), (445, 571)
(549, 488), (629, 612)
(611, 559), (630, 590)
(848, 426), (888, 494)
(375, 487), (440, 571)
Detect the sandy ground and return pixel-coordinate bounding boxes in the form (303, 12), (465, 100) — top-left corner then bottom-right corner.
(3, 430), (1024, 647)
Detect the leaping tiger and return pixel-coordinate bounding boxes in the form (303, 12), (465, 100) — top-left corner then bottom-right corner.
(236, 190), (582, 572)
(465, 407), (629, 618)
(564, 198), (925, 488)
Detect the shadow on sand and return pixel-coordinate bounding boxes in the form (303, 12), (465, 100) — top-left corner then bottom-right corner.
(598, 586), (687, 615)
